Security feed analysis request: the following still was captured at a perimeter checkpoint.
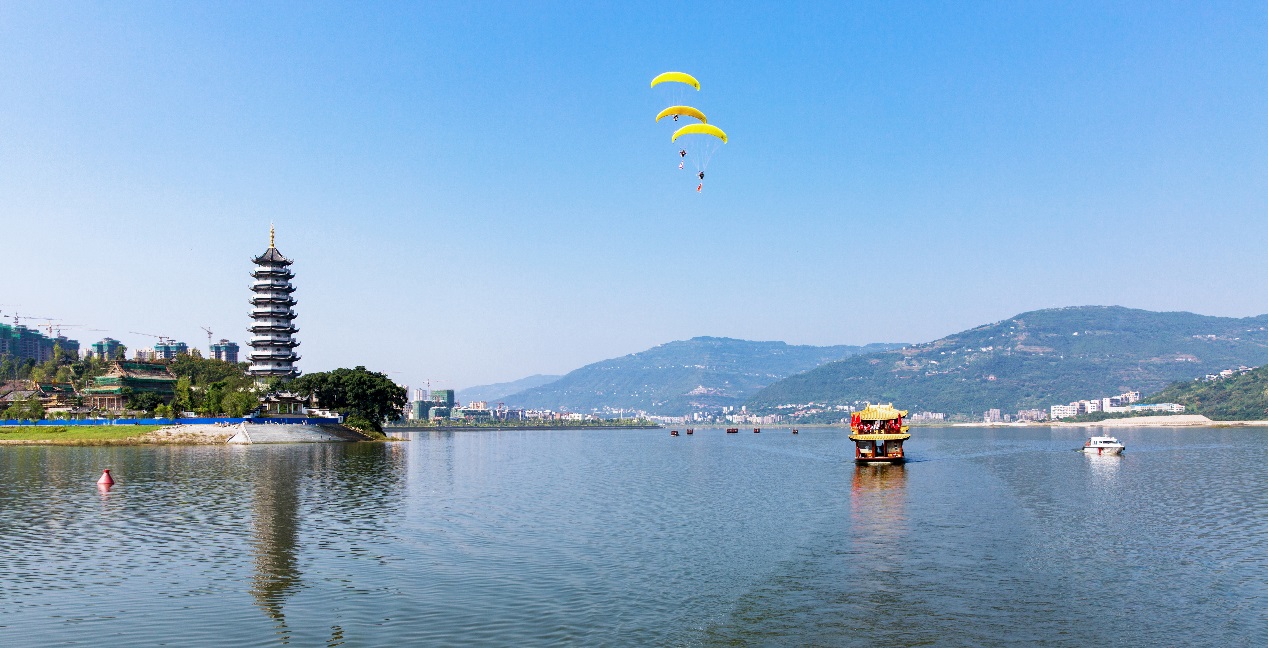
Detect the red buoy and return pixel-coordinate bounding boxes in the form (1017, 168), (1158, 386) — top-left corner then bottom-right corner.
(97, 469), (115, 486)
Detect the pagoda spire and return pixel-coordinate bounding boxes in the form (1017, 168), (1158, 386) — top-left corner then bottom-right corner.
(269, 223), (276, 249)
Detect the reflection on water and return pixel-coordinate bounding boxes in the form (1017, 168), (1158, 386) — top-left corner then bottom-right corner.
(1, 428), (1265, 646)
(1084, 452), (1122, 486)
(850, 464), (909, 552)
(248, 449), (304, 635)
(247, 443), (408, 638)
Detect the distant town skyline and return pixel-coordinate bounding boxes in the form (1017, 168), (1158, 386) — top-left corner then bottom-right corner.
(3, 3), (1266, 390)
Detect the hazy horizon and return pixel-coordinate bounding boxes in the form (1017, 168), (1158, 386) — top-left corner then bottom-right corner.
(3, 2), (1265, 390)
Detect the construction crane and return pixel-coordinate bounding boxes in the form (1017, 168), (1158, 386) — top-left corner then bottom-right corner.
(128, 331), (174, 345)
(201, 327), (214, 351)
(37, 321), (82, 337)
(54, 324), (82, 337)
(9, 313), (54, 326)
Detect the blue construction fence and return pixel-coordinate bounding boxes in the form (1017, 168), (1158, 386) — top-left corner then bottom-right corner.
(0, 416), (343, 427)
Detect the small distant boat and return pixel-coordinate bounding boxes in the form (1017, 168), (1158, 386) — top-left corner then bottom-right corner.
(726, 428), (739, 434)
(670, 430), (679, 437)
(792, 429), (799, 435)
(685, 429), (694, 435)
(1082, 435), (1124, 455)
(753, 428), (761, 433)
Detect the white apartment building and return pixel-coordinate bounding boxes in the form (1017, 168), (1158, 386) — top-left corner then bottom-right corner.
(1050, 404), (1080, 419)
(1128, 403), (1186, 413)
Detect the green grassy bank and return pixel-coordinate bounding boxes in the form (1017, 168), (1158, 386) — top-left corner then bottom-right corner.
(0, 425), (166, 445)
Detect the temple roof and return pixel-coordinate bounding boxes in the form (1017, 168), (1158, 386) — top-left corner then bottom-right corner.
(855, 403), (908, 421)
(252, 247), (293, 265)
(36, 382), (78, 396)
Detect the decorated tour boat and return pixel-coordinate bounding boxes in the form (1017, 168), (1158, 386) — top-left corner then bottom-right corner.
(1081, 435), (1125, 455)
(849, 403), (911, 464)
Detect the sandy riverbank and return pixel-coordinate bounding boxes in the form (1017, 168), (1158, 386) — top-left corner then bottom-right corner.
(955, 414), (1268, 428)
(1052, 414), (1215, 427)
(0, 424), (234, 445)
(0, 422), (383, 445)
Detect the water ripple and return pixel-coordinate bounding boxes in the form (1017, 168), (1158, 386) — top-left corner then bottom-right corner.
(0, 427), (1264, 645)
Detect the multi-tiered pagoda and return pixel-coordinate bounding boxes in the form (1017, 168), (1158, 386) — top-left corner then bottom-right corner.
(248, 226), (300, 381)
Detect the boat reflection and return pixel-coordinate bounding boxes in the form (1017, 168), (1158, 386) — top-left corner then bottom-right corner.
(1085, 452), (1122, 485)
(849, 463), (909, 556)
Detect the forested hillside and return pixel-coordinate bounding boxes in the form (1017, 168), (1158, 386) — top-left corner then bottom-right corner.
(747, 306), (1268, 415)
(1145, 367), (1268, 420)
(503, 337), (902, 414)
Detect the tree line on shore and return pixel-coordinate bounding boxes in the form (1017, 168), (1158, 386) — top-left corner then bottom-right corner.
(1, 348), (406, 432)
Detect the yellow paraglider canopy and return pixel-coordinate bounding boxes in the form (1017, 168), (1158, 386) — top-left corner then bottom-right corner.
(655, 106), (707, 124)
(671, 123), (727, 144)
(650, 72), (700, 90)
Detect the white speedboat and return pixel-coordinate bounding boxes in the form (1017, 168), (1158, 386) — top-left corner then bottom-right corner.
(1081, 435), (1125, 455)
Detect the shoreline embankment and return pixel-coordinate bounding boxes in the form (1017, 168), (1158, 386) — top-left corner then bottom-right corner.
(0, 422), (382, 445)
(954, 414), (1268, 428)
(389, 424), (661, 432)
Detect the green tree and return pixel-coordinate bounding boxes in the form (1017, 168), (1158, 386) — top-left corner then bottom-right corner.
(222, 391), (258, 417)
(154, 403), (174, 418)
(173, 376), (193, 414)
(199, 380), (228, 415)
(126, 391), (166, 413)
(289, 366), (407, 432)
(169, 354), (249, 388)
(2, 397), (44, 421)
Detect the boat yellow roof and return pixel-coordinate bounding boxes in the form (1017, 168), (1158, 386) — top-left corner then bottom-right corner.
(849, 432), (912, 441)
(855, 403), (907, 421)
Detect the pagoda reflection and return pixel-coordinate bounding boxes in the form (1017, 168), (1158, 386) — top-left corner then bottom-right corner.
(248, 448), (305, 635)
(245, 443), (408, 636)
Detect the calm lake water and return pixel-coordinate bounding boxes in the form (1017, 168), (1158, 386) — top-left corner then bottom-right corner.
(1, 426), (1264, 646)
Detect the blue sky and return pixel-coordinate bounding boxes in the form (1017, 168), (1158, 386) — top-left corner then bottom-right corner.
(2, 2), (1265, 390)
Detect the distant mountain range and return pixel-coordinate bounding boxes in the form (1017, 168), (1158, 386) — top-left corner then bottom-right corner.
(500, 337), (904, 415)
(458, 374), (564, 405)
(746, 306), (1268, 415)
